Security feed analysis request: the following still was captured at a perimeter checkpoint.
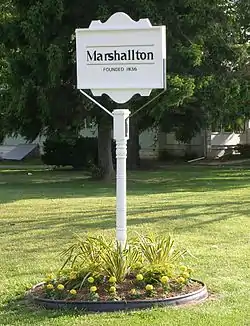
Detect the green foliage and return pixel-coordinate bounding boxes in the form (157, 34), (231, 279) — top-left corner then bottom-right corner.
(98, 240), (140, 282)
(199, 73), (250, 132)
(60, 233), (191, 284)
(42, 136), (99, 168)
(40, 232), (194, 301)
(61, 235), (140, 283)
(60, 235), (104, 272)
(135, 233), (187, 266)
(42, 134), (116, 171)
(0, 0), (93, 140)
(0, 0), (249, 147)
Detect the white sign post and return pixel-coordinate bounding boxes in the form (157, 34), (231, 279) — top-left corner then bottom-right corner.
(76, 12), (166, 247)
(113, 109), (130, 246)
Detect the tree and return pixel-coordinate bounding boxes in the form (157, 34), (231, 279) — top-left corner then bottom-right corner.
(0, 0), (114, 177)
(0, 0), (249, 173)
(0, 0), (13, 143)
(97, 0), (249, 153)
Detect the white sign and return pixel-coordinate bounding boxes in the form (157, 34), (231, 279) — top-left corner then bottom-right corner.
(76, 12), (166, 103)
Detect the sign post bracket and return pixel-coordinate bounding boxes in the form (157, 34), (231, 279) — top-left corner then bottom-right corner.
(127, 89), (167, 120)
(80, 90), (113, 118)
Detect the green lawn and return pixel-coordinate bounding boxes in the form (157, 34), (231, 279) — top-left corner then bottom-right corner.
(0, 166), (250, 326)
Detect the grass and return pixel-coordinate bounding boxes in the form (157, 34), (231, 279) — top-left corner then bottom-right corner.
(0, 165), (250, 326)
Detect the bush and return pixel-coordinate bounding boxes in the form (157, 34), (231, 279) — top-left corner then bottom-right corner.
(235, 144), (250, 158)
(59, 233), (190, 285)
(37, 233), (195, 301)
(42, 136), (116, 169)
(42, 137), (99, 169)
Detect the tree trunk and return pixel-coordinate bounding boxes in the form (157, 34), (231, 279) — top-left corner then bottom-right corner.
(98, 116), (114, 181)
(127, 119), (140, 170)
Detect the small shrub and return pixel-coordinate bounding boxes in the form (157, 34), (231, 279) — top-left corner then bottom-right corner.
(60, 235), (104, 273)
(135, 233), (187, 266)
(61, 235), (140, 283)
(98, 239), (140, 282)
(42, 136), (116, 170)
(32, 233), (198, 302)
(42, 138), (72, 167)
(42, 136), (98, 169)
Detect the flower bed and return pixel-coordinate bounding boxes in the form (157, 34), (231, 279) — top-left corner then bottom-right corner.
(28, 233), (208, 311)
(29, 280), (207, 311)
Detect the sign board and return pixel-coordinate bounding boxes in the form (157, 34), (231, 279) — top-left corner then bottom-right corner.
(76, 12), (166, 103)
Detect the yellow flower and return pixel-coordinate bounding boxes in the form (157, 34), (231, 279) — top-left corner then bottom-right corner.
(46, 283), (54, 290)
(180, 265), (188, 272)
(160, 276), (169, 284)
(177, 277), (186, 284)
(130, 288), (136, 295)
(90, 286), (97, 293)
(109, 286), (116, 293)
(69, 271), (77, 280)
(69, 289), (77, 295)
(45, 274), (54, 282)
(134, 262), (142, 269)
(182, 272), (190, 279)
(57, 284), (65, 291)
(136, 274), (144, 281)
(87, 277), (95, 284)
(109, 276), (117, 283)
(145, 284), (154, 291)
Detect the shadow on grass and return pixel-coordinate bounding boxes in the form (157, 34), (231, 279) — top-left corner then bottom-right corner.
(0, 295), (89, 325)
(1, 165), (250, 250)
(1, 293), (144, 323)
(1, 200), (249, 251)
(1, 166), (250, 206)
(0, 170), (115, 204)
(1, 166), (249, 324)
